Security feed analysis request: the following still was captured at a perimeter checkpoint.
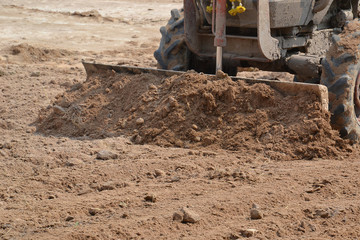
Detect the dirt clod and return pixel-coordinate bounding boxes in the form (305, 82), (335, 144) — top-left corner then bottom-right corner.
(181, 207), (200, 223)
(240, 229), (258, 238)
(250, 208), (263, 220)
(89, 208), (102, 216)
(96, 150), (118, 160)
(144, 194), (157, 202)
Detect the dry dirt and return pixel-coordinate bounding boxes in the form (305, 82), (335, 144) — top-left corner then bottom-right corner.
(1, 1), (360, 240)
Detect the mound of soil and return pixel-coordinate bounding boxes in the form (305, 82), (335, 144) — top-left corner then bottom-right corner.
(71, 10), (119, 22)
(9, 43), (72, 63)
(36, 71), (352, 160)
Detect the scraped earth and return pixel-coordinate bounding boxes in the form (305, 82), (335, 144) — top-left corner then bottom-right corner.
(1, 1), (360, 240)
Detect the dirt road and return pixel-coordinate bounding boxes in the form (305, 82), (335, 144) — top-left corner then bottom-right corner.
(1, 1), (360, 239)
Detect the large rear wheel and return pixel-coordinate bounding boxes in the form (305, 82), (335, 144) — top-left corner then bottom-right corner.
(320, 22), (360, 142)
(154, 9), (237, 75)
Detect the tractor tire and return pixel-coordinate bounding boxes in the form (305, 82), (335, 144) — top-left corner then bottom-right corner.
(320, 25), (360, 142)
(154, 9), (189, 71)
(154, 9), (238, 75)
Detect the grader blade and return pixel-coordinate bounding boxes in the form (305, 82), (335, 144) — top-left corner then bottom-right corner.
(82, 61), (329, 112)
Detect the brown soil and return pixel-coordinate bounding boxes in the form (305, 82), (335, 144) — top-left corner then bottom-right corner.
(1, 1), (360, 239)
(9, 43), (73, 63)
(36, 71), (352, 160)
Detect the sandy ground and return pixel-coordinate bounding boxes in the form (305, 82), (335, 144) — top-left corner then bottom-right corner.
(1, 1), (360, 239)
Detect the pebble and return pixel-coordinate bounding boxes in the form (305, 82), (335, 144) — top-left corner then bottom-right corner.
(119, 202), (128, 208)
(250, 208), (263, 220)
(30, 72), (40, 77)
(148, 84), (157, 90)
(192, 124), (199, 130)
(88, 208), (102, 216)
(98, 181), (115, 191)
(77, 187), (92, 196)
(168, 96), (177, 107)
(65, 216), (74, 221)
(136, 118), (144, 125)
(144, 194), (157, 203)
(121, 213), (129, 218)
(65, 158), (83, 166)
(194, 136), (201, 142)
(154, 169), (165, 177)
(181, 207), (200, 223)
(53, 105), (65, 115)
(240, 229), (258, 238)
(172, 211), (183, 222)
(315, 208), (334, 218)
(96, 150), (118, 160)
(216, 70), (227, 79)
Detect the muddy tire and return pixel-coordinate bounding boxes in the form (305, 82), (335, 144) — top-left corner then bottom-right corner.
(154, 9), (189, 71)
(320, 26), (360, 142)
(154, 9), (238, 75)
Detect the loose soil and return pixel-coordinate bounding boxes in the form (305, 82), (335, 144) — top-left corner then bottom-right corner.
(36, 71), (352, 161)
(1, 1), (360, 240)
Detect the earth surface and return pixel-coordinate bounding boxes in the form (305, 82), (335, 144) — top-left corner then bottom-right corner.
(1, 1), (360, 239)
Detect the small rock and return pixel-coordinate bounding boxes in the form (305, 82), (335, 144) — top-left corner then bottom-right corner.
(216, 70), (227, 79)
(98, 181), (115, 191)
(216, 130), (222, 135)
(121, 213), (129, 218)
(240, 229), (258, 238)
(169, 176), (180, 182)
(65, 216), (74, 221)
(174, 139), (184, 148)
(181, 207), (200, 223)
(172, 211), (183, 222)
(168, 96), (178, 107)
(133, 134), (143, 144)
(65, 158), (83, 166)
(194, 136), (201, 142)
(119, 202), (128, 208)
(96, 150), (118, 160)
(192, 124), (199, 130)
(136, 118), (144, 125)
(250, 208), (263, 220)
(48, 195), (56, 199)
(154, 169), (165, 177)
(89, 208), (102, 216)
(77, 187), (92, 196)
(315, 208), (334, 218)
(53, 105), (65, 115)
(30, 72), (40, 77)
(148, 84), (157, 90)
(144, 194), (157, 203)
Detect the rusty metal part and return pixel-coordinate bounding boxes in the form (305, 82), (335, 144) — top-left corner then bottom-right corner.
(214, 0), (227, 72)
(83, 61), (329, 112)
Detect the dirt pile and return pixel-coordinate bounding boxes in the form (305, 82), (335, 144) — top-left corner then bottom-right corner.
(36, 71), (353, 160)
(9, 43), (72, 63)
(70, 10), (125, 23)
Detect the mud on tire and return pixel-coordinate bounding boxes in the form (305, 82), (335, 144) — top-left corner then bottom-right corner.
(154, 9), (189, 71)
(320, 24), (360, 142)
